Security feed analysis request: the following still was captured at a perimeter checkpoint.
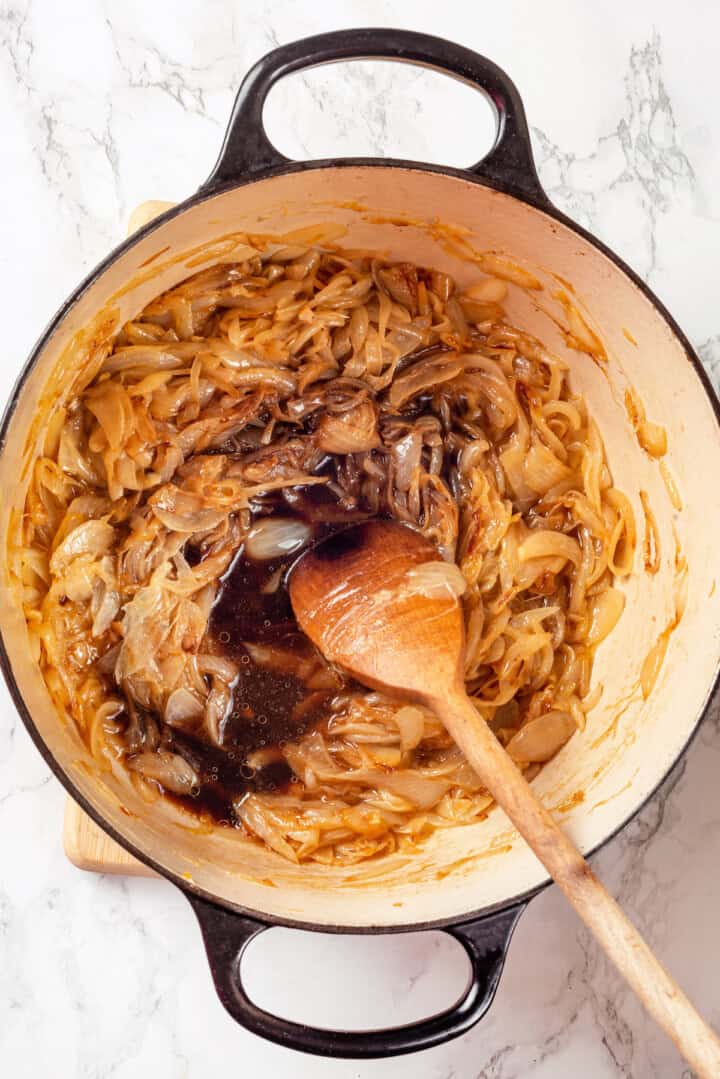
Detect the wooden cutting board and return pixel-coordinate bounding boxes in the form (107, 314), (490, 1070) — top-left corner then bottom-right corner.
(63, 199), (175, 878)
(64, 797), (156, 876)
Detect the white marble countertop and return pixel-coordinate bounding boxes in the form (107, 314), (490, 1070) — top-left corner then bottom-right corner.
(1, 2), (719, 1076)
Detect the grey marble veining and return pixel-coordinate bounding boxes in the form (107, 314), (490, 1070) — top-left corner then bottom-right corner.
(1, 2), (719, 1076)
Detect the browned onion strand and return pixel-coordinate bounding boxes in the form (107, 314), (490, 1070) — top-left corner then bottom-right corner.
(18, 244), (635, 866)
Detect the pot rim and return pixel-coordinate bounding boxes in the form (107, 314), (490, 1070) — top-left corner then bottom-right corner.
(2, 157), (718, 932)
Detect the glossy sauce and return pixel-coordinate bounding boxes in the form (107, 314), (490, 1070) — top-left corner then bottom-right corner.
(166, 494), (364, 824)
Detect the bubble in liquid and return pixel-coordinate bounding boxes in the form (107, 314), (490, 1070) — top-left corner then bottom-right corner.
(219, 631), (231, 644)
(263, 619), (271, 627)
(240, 765), (255, 779)
(257, 714), (268, 725)
(241, 655), (250, 665)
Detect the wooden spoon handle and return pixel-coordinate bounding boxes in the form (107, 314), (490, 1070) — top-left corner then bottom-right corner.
(434, 691), (720, 1079)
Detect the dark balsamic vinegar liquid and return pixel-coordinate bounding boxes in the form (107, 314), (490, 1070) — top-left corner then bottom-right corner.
(167, 499), (361, 823)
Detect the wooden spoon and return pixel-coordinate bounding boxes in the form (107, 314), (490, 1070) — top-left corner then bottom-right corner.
(289, 519), (720, 1077)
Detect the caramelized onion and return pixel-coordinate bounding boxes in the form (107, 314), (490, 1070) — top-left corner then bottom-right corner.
(165, 688), (205, 729)
(50, 520), (115, 574)
(518, 531), (582, 567)
(624, 387), (667, 458)
(506, 711), (576, 763)
(245, 517), (312, 560)
(394, 705), (426, 753)
(387, 353), (463, 408)
(369, 769), (454, 809)
(237, 795), (299, 862)
(315, 399), (379, 454)
(391, 429), (423, 492)
(128, 751), (199, 795)
(23, 242), (632, 869)
(462, 277), (508, 303)
(523, 439), (572, 495)
(404, 561), (467, 600)
(586, 588), (625, 645)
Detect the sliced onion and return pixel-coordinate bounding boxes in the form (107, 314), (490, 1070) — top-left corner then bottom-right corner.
(637, 419), (667, 458)
(392, 430), (422, 491)
(640, 630), (670, 699)
(566, 302), (604, 356)
(394, 705), (426, 753)
(283, 731), (342, 783)
(371, 770), (453, 809)
(149, 484), (227, 533)
(237, 794), (299, 861)
(404, 561), (467, 599)
(85, 382), (134, 451)
(128, 751), (199, 795)
(165, 688), (205, 729)
(386, 321), (429, 359)
(458, 297), (504, 325)
(506, 711), (576, 763)
(206, 342), (262, 368)
(377, 263), (418, 310)
(586, 587), (625, 646)
(523, 440), (572, 495)
(96, 642), (121, 674)
(476, 254), (542, 289)
(499, 439), (534, 504)
(59, 559), (98, 603)
(367, 746), (403, 768)
(50, 520), (115, 574)
(341, 805), (392, 839)
(91, 582), (120, 638)
(518, 531), (582, 567)
(245, 517), (312, 560)
(231, 367), (297, 393)
(387, 353), (464, 408)
(316, 399), (379, 454)
(624, 388), (667, 458)
(101, 348), (186, 375)
(463, 277), (508, 303)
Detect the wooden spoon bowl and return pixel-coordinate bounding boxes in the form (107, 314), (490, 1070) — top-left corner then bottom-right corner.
(289, 520), (461, 698)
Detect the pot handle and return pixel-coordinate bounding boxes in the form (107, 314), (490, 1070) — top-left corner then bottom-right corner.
(188, 892), (525, 1058)
(202, 28), (547, 205)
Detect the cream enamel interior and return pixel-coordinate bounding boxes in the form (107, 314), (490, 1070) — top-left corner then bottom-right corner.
(2, 165), (719, 927)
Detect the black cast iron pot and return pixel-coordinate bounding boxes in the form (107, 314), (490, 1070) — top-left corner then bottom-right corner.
(1, 28), (719, 1059)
